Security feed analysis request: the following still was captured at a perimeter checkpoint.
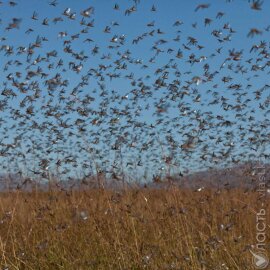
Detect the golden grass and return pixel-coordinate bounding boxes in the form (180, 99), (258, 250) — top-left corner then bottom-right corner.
(0, 188), (268, 269)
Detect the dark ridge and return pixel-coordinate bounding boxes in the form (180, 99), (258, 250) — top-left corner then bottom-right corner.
(1, 162), (269, 192)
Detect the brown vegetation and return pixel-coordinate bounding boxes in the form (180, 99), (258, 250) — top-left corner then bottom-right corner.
(0, 188), (268, 269)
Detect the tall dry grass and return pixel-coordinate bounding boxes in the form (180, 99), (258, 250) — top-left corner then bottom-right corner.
(0, 187), (268, 269)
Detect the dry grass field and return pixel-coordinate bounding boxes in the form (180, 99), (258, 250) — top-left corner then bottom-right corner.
(0, 187), (269, 270)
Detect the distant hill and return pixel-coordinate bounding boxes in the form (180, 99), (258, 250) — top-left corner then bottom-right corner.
(147, 162), (270, 190)
(0, 162), (269, 191)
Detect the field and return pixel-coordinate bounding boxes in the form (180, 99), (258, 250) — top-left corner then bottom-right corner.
(0, 187), (268, 270)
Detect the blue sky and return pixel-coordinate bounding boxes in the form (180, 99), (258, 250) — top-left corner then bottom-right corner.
(0, 0), (269, 181)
